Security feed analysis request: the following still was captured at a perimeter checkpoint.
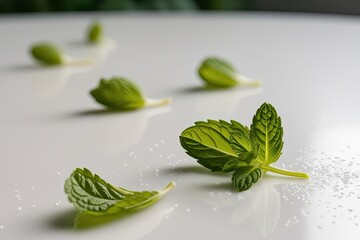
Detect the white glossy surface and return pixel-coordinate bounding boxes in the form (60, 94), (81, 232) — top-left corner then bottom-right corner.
(1, 13), (360, 239)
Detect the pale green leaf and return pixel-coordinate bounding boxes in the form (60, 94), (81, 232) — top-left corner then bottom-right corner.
(87, 21), (103, 43)
(30, 43), (63, 65)
(198, 57), (238, 87)
(198, 57), (261, 88)
(232, 165), (262, 192)
(90, 77), (146, 110)
(250, 102), (283, 164)
(64, 168), (174, 216)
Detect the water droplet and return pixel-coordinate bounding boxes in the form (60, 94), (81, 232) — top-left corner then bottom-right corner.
(30, 187), (35, 190)
(186, 208), (190, 212)
(17, 207), (22, 211)
(174, 204), (178, 208)
(124, 163), (128, 167)
(32, 204), (36, 208)
(56, 172), (61, 175)
(154, 144), (159, 147)
(0, 225), (4, 230)
(55, 201), (61, 207)
(160, 140), (165, 144)
(149, 148), (153, 151)
(213, 207), (218, 211)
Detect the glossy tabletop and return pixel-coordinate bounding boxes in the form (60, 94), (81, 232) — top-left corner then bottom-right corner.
(0, 12), (360, 240)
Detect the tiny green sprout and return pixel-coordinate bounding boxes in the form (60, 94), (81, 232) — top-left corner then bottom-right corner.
(30, 42), (92, 66)
(87, 21), (103, 44)
(198, 57), (261, 88)
(90, 77), (171, 111)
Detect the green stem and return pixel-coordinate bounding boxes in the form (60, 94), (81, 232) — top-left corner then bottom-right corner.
(125, 182), (175, 211)
(260, 164), (309, 179)
(158, 181), (176, 198)
(146, 97), (172, 107)
(68, 58), (94, 66)
(236, 74), (262, 87)
(63, 55), (94, 66)
(112, 185), (134, 195)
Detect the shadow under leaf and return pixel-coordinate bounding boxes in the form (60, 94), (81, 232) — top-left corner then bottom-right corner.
(46, 209), (77, 230)
(161, 165), (216, 175)
(195, 181), (235, 192)
(70, 108), (137, 117)
(178, 85), (233, 94)
(45, 208), (144, 231)
(162, 165), (231, 179)
(74, 210), (140, 230)
(2, 64), (61, 72)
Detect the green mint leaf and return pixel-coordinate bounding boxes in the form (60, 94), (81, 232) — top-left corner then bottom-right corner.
(250, 103), (309, 179)
(30, 43), (64, 65)
(198, 57), (260, 88)
(180, 120), (242, 171)
(30, 42), (93, 66)
(87, 21), (103, 43)
(221, 121), (258, 172)
(231, 165), (262, 192)
(198, 57), (238, 87)
(222, 159), (247, 173)
(230, 127), (259, 165)
(65, 168), (175, 216)
(250, 103), (283, 165)
(90, 77), (146, 110)
(90, 77), (171, 110)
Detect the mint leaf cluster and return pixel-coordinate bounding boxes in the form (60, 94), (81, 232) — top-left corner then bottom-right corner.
(180, 102), (309, 192)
